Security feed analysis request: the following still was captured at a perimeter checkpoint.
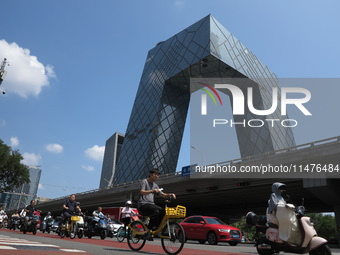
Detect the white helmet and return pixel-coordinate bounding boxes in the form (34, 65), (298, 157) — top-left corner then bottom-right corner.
(126, 200), (132, 206)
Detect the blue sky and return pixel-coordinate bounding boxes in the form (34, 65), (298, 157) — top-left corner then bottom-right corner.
(1, 0), (340, 199)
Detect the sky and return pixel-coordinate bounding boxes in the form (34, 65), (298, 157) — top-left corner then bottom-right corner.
(1, 0), (340, 199)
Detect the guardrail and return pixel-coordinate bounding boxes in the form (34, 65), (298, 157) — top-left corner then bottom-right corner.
(40, 135), (340, 204)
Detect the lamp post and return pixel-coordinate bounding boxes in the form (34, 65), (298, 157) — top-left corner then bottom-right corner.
(191, 146), (204, 166)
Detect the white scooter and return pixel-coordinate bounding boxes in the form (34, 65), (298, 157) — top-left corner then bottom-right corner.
(246, 201), (331, 255)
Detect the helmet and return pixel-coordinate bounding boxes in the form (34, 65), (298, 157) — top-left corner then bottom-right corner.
(126, 200), (132, 206)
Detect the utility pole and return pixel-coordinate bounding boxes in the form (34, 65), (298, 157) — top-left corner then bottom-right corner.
(0, 58), (9, 94)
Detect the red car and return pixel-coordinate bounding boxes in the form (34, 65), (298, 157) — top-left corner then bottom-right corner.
(180, 216), (242, 245)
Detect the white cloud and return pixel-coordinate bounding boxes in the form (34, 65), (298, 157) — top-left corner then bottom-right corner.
(85, 145), (105, 161)
(38, 183), (45, 190)
(82, 165), (95, 172)
(21, 152), (42, 166)
(10, 136), (19, 147)
(174, 0), (185, 10)
(0, 39), (56, 98)
(45, 143), (63, 154)
(0, 119), (6, 126)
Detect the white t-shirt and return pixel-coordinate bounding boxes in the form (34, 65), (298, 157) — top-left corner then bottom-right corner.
(121, 207), (134, 218)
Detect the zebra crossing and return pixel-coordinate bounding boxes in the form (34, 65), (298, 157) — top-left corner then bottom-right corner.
(0, 234), (86, 252)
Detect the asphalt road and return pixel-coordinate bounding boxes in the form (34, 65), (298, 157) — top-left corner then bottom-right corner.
(0, 228), (339, 255)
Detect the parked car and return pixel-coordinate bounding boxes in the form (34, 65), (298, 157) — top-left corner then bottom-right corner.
(180, 216), (242, 245)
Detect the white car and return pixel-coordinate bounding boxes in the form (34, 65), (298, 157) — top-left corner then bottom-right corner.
(108, 219), (123, 235)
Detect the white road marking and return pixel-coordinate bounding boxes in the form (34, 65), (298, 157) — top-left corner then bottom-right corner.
(60, 249), (87, 253)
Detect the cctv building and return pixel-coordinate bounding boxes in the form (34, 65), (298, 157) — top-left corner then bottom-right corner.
(104, 15), (295, 185)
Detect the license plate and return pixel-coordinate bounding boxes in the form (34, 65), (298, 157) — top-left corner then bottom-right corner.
(233, 235), (240, 238)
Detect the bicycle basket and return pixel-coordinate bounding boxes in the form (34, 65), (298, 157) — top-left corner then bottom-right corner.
(165, 205), (186, 218)
(71, 216), (81, 221)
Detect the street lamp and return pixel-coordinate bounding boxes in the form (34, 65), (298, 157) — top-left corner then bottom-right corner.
(191, 146), (204, 166)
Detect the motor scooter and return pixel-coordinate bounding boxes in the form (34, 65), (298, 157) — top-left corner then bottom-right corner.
(21, 212), (39, 235)
(9, 216), (20, 230)
(246, 201), (331, 255)
(71, 212), (85, 239)
(85, 215), (107, 240)
(41, 217), (53, 233)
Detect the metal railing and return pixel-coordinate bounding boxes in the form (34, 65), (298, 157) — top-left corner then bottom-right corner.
(40, 135), (340, 204)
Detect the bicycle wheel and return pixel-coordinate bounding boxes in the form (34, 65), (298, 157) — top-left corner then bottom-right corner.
(127, 221), (146, 251)
(117, 226), (126, 242)
(161, 221), (185, 255)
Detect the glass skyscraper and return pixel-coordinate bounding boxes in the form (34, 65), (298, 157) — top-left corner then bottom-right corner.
(112, 15), (295, 184)
(2, 166), (41, 210)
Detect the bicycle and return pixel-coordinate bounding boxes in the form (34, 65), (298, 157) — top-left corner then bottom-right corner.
(127, 198), (186, 255)
(117, 215), (141, 242)
(116, 225), (128, 242)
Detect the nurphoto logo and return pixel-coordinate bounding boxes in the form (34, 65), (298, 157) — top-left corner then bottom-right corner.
(200, 83), (312, 128)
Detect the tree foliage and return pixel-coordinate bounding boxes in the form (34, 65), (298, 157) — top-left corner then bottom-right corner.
(307, 213), (337, 241)
(0, 139), (30, 191)
(231, 216), (256, 241)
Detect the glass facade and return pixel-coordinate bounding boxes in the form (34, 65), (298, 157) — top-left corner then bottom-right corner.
(99, 132), (124, 188)
(2, 166), (41, 210)
(113, 15), (295, 184)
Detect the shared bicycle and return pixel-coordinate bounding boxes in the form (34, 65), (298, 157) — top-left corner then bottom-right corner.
(127, 199), (186, 255)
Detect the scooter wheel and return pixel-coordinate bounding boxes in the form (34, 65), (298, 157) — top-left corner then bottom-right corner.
(78, 230), (83, 239)
(309, 244), (331, 255)
(100, 230), (106, 240)
(256, 243), (274, 255)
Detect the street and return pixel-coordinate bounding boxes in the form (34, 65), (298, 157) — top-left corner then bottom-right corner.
(0, 229), (339, 255)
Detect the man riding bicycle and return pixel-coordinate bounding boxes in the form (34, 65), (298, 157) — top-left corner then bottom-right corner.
(138, 168), (176, 239)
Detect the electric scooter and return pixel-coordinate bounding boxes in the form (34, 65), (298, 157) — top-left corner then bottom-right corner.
(246, 201), (331, 255)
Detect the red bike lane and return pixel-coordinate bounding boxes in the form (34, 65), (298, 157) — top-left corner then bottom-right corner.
(1, 228), (250, 255)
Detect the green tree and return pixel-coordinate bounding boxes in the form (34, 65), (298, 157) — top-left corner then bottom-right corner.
(231, 216), (256, 241)
(0, 139), (30, 191)
(307, 213), (337, 241)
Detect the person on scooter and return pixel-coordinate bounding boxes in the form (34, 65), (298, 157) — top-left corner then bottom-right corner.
(63, 194), (81, 219)
(267, 182), (287, 224)
(44, 212), (52, 221)
(91, 206), (105, 229)
(24, 200), (41, 227)
(121, 200), (135, 229)
(61, 194), (81, 230)
(12, 210), (20, 218)
(267, 182), (301, 245)
(138, 168), (176, 240)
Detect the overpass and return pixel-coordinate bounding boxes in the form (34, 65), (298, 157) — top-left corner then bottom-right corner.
(31, 135), (340, 224)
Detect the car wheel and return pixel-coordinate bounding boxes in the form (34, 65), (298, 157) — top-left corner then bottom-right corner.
(207, 232), (218, 245)
(229, 241), (238, 246)
(198, 240), (206, 244)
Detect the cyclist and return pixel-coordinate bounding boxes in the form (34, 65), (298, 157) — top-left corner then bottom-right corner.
(138, 168), (176, 239)
(121, 200), (135, 229)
